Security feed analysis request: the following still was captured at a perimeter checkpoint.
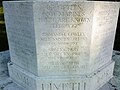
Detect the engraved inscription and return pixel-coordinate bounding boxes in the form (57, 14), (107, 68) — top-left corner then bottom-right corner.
(41, 82), (86, 90)
(35, 2), (92, 74)
(91, 3), (119, 67)
(4, 2), (37, 73)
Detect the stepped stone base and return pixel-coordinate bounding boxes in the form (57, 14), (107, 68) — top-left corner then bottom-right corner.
(8, 61), (114, 90)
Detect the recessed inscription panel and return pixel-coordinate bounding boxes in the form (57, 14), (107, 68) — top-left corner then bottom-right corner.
(3, 2), (37, 74)
(90, 2), (119, 70)
(33, 2), (94, 76)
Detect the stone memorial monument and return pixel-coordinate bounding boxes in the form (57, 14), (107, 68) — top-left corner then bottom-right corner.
(3, 1), (119, 90)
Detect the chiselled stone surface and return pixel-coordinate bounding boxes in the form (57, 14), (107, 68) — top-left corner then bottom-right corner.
(7, 61), (114, 90)
(3, 1), (119, 76)
(0, 50), (10, 80)
(3, 2), (38, 75)
(90, 2), (120, 72)
(0, 51), (120, 90)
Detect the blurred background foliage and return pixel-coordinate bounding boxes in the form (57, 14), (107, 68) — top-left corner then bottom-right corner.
(0, 1), (8, 51)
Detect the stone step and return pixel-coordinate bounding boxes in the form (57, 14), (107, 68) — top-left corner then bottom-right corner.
(8, 61), (115, 90)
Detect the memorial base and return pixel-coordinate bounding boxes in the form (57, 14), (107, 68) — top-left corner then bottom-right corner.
(8, 61), (114, 90)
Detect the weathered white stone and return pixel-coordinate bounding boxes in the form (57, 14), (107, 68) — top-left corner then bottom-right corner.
(3, 1), (119, 76)
(90, 2), (120, 73)
(0, 50), (10, 78)
(0, 51), (120, 90)
(8, 61), (115, 90)
(3, 1), (38, 75)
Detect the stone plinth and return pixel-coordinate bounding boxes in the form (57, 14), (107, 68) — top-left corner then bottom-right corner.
(1, 50), (120, 90)
(8, 61), (115, 90)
